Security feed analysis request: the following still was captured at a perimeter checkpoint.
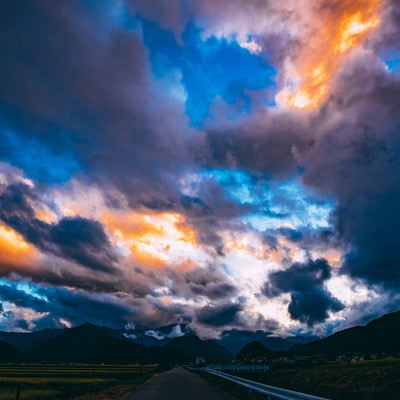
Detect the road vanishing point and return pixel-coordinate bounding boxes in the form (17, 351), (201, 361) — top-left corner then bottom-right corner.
(124, 367), (234, 400)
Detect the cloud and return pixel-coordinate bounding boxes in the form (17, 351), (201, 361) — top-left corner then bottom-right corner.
(0, 282), (137, 330)
(300, 50), (400, 290)
(197, 302), (243, 327)
(205, 109), (313, 178)
(263, 259), (344, 326)
(0, 0), (204, 205)
(183, 267), (237, 299)
(128, 0), (282, 40)
(0, 183), (118, 273)
(49, 217), (119, 273)
(0, 284), (48, 313)
(0, 0), (398, 337)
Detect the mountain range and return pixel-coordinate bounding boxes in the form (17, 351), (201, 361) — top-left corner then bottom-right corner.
(217, 329), (318, 354)
(0, 310), (398, 363)
(239, 310), (400, 359)
(0, 323), (231, 364)
(0, 322), (311, 363)
(292, 310), (400, 355)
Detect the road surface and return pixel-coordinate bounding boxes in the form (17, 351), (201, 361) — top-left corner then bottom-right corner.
(124, 367), (234, 400)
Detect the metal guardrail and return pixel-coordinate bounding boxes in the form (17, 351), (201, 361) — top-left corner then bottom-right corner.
(209, 364), (269, 372)
(203, 368), (332, 400)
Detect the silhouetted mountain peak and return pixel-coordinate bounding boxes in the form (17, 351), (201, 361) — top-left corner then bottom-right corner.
(166, 334), (232, 363)
(293, 310), (400, 355)
(237, 340), (273, 360)
(216, 329), (316, 353)
(0, 310), (398, 364)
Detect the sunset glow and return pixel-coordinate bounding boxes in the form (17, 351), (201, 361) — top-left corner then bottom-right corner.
(103, 211), (201, 268)
(0, 0), (398, 340)
(0, 224), (36, 268)
(277, 0), (382, 109)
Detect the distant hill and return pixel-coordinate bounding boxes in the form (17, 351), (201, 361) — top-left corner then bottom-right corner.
(0, 323), (317, 363)
(0, 323), (231, 363)
(293, 310), (400, 355)
(122, 324), (316, 353)
(30, 323), (163, 363)
(1, 310), (398, 363)
(0, 340), (22, 362)
(216, 329), (318, 354)
(165, 335), (232, 363)
(237, 340), (274, 360)
(0, 328), (64, 353)
(0, 323), (224, 363)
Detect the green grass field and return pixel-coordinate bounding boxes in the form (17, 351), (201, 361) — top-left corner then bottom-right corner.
(0, 364), (161, 400)
(264, 358), (400, 400)
(198, 358), (400, 400)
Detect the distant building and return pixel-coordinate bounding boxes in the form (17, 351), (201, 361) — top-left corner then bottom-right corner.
(195, 356), (206, 365)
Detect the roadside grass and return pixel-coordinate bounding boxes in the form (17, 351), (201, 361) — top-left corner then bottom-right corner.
(0, 364), (161, 400)
(196, 358), (400, 400)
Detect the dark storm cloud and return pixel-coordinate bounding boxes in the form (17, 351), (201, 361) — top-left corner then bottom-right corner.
(184, 268), (237, 299)
(21, 269), (121, 294)
(49, 217), (119, 273)
(197, 303), (242, 326)
(0, 277), (198, 331)
(374, 0), (400, 50)
(267, 227), (338, 256)
(0, 282), (136, 330)
(205, 110), (313, 177)
(0, 183), (118, 273)
(128, 0), (296, 49)
(276, 227), (304, 242)
(191, 282), (237, 299)
(40, 286), (134, 328)
(128, 0), (267, 33)
(0, 183), (52, 248)
(288, 289), (343, 327)
(0, 0), (202, 204)
(151, 265), (237, 301)
(301, 52), (400, 291)
(263, 259), (344, 326)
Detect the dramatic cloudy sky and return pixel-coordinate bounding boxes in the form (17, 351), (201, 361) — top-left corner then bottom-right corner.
(0, 0), (399, 337)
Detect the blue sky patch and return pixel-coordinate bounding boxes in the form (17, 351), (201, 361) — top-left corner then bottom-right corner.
(199, 168), (267, 205)
(0, 128), (80, 183)
(138, 19), (277, 126)
(381, 47), (400, 73)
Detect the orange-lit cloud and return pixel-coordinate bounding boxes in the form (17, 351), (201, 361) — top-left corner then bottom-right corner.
(34, 207), (58, 224)
(317, 248), (342, 268)
(277, 0), (382, 109)
(0, 223), (38, 269)
(48, 182), (208, 271)
(102, 210), (202, 269)
(223, 230), (308, 266)
(223, 232), (268, 260)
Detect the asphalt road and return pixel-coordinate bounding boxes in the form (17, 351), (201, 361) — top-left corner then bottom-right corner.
(124, 367), (234, 400)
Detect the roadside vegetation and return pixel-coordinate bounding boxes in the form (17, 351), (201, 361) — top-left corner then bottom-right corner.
(0, 364), (161, 400)
(197, 358), (400, 400)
